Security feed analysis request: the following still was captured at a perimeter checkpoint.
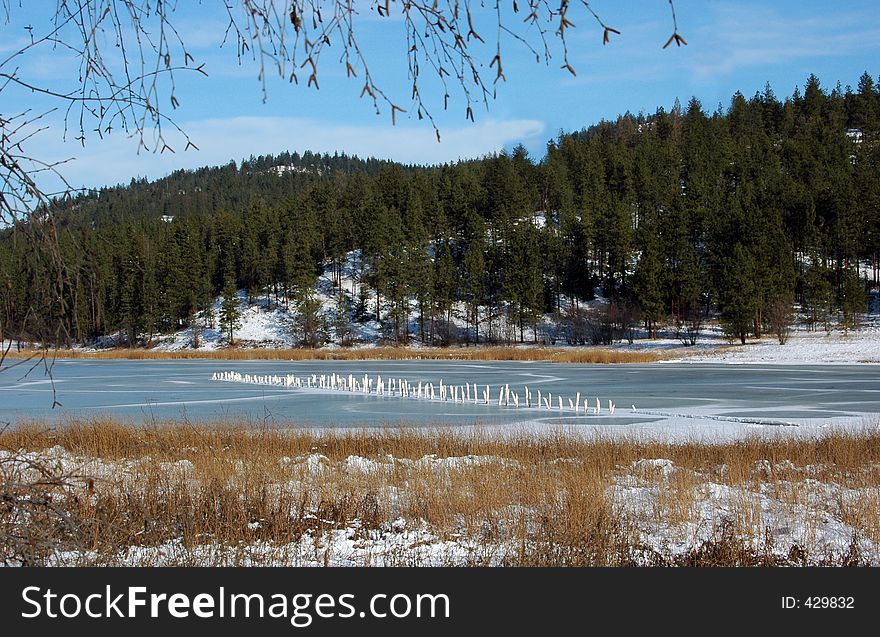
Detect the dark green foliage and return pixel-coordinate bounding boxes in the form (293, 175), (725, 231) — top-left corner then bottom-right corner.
(2, 73), (878, 348)
(504, 223), (544, 343)
(718, 244), (759, 344)
(632, 218), (664, 339)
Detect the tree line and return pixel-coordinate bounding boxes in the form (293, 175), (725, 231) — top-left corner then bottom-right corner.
(2, 73), (878, 348)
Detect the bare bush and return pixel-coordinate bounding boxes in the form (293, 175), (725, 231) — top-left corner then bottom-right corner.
(675, 311), (703, 346)
(0, 441), (89, 565)
(767, 296), (795, 345)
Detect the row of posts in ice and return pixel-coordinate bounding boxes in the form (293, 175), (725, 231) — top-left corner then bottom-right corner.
(211, 370), (620, 414)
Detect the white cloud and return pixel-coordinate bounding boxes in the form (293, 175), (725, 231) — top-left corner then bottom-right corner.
(28, 115), (545, 190)
(686, 5), (880, 81)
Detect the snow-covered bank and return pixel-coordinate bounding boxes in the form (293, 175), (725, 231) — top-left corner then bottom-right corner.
(129, 299), (880, 366)
(683, 326), (880, 364)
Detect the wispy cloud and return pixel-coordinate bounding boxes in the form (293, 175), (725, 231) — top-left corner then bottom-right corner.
(28, 115), (545, 190)
(686, 4), (880, 81)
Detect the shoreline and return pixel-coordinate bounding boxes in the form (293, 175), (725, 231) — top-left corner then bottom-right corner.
(5, 323), (879, 365)
(2, 345), (674, 364)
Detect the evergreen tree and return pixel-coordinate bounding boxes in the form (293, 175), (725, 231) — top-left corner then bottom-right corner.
(295, 293), (325, 348)
(461, 216), (486, 344)
(504, 223), (543, 342)
(718, 243), (758, 344)
(432, 242), (456, 344)
(219, 275), (241, 345)
(803, 251), (834, 332)
(840, 265), (866, 333)
(632, 218), (664, 338)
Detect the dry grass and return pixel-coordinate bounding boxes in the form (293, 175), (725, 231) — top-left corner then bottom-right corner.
(2, 420), (878, 566)
(11, 420), (880, 471)
(5, 345), (669, 364)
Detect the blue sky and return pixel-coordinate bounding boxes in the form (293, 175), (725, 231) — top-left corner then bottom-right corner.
(5, 1), (880, 191)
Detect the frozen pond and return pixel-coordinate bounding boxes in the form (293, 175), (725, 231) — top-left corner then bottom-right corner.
(1, 359), (878, 437)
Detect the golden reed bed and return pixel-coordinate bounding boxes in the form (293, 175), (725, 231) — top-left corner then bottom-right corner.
(4, 345), (670, 364)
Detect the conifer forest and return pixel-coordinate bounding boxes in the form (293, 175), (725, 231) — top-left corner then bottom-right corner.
(2, 74), (878, 349)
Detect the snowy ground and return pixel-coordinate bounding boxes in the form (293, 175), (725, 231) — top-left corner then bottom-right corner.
(151, 252), (382, 351)
(154, 291), (297, 351)
(683, 324), (880, 364)
(146, 293), (880, 366)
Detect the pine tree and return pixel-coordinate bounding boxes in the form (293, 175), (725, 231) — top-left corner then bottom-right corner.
(840, 265), (866, 333)
(803, 251), (833, 332)
(504, 223), (543, 343)
(296, 293), (325, 348)
(462, 218), (486, 344)
(432, 242), (456, 344)
(118, 236), (143, 347)
(219, 275), (241, 345)
(718, 243), (758, 344)
(632, 218), (664, 338)
(407, 244), (433, 344)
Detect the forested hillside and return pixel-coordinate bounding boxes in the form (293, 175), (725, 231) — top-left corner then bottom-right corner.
(2, 73), (878, 348)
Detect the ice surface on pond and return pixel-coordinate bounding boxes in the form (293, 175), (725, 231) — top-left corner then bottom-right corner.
(1, 359), (878, 440)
